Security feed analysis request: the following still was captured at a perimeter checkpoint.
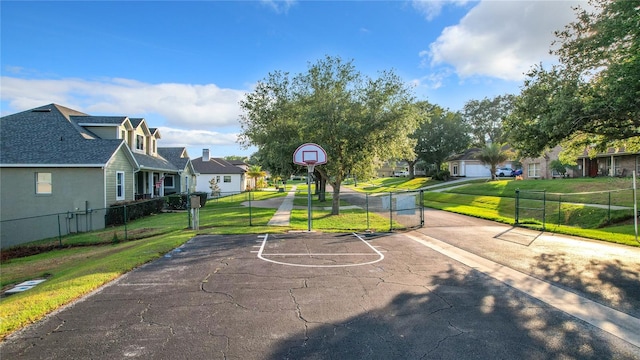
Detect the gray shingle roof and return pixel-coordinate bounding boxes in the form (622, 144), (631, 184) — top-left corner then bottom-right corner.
(70, 115), (129, 125)
(192, 157), (245, 174)
(133, 152), (178, 172)
(1, 104), (124, 166)
(158, 147), (189, 170)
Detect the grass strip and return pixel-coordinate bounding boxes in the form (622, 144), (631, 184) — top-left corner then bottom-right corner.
(0, 230), (194, 340)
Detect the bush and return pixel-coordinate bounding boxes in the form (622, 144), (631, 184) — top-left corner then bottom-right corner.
(166, 194), (188, 210)
(105, 198), (165, 226)
(434, 170), (450, 181)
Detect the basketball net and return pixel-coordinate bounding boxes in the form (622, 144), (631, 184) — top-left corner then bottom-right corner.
(306, 160), (316, 173)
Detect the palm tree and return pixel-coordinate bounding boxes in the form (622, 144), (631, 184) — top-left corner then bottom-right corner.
(246, 165), (267, 190)
(476, 143), (512, 180)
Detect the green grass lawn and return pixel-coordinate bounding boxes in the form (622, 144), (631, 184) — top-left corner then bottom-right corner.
(346, 177), (440, 192)
(424, 177), (639, 247)
(2, 176), (638, 340)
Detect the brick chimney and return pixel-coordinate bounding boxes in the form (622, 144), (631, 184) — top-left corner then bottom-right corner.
(203, 149), (210, 162)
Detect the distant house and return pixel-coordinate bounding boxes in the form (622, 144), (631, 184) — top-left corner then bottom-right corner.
(158, 147), (197, 194)
(0, 104), (186, 248)
(376, 160), (410, 177)
(575, 148), (639, 178)
(192, 150), (247, 196)
(446, 148), (492, 177)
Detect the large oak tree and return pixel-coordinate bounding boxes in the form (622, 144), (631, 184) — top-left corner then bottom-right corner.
(238, 56), (419, 215)
(507, 0), (640, 159)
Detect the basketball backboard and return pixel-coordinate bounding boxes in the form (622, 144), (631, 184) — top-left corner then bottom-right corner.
(293, 143), (327, 166)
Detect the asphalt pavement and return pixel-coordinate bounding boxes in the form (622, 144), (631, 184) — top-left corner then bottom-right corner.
(1, 184), (639, 359)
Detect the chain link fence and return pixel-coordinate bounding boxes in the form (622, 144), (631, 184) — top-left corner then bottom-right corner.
(514, 188), (636, 230)
(2, 189), (425, 250)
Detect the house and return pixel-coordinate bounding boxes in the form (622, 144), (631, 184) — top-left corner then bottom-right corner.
(158, 147), (197, 194)
(376, 160), (410, 178)
(0, 104), (185, 248)
(576, 148), (640, 178)
(191, 150), (247, 196)
(447, 148), (493, 177)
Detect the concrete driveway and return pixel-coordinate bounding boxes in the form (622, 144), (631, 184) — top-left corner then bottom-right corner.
(2, 213), (639, 359)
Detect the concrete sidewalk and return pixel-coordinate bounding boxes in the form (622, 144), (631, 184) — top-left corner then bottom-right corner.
(267, 186), (297, 226)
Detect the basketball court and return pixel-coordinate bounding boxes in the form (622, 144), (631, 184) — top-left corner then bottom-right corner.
(2, 229), (638, 359)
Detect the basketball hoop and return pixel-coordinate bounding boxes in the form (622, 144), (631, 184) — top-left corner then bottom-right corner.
(305, 160), (317, 173)
(293, 143), (328, 232)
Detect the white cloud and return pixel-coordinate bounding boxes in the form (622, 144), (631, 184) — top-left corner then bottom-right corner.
(412, 0), (470, 21)
(0, 76), (247, 129)
(260, 0), (297, 14)
(158, 127), (240, 148)
(424, 0), (584, 81)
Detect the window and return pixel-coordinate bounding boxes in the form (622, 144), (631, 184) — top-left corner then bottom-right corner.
(164, 175), (175, 188)
(452, 164), (459, 176)
(216, 176), (220, 183)
(152, 139), (156, 153)
(116, 172), (125, 200)
(224, 176), (231, 183)
(36, 172), (52, 194)
(120, 130), (126, 140)
(527, 163), (541, 178)
(136, 135), (144, 151)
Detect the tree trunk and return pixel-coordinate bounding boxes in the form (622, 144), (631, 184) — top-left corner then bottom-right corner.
(407, 159), (418, 179)
(331, 180), (341, 215)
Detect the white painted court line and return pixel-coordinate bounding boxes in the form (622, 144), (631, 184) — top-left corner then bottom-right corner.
(406, 232), (640, 349)
(257, 233), (384, 268)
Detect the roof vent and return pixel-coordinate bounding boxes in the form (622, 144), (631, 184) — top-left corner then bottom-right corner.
(32, 108), (52, 112)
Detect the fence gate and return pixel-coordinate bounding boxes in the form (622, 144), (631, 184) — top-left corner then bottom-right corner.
(366, 190), (424, 231)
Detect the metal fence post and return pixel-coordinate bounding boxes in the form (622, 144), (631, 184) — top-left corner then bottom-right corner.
(123, 204), (128, 241)
(187, 193), (191, 228)
(558, 194), (562, 225)
(515, 189), (520, 225)
(389, 192), (393, 231)
(249, 190), (253, 226)
(420, 190), (425, 227)
(608, 191), (611, 224)
(57, 213), (63, 247)
(542, 190), (546, 231)
(366, 193), (370, 231)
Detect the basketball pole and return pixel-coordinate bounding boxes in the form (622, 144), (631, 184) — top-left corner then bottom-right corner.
(307, 163), (315, 232)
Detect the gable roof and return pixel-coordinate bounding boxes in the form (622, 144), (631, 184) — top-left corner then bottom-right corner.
(446, 148), (482, 161)
(192, 157), (245, 174)
(0, 104), (132, 167)
(158, 147), (192, 172)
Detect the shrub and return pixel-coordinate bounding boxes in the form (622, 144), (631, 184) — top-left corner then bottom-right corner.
(105, 198), (165, 226)
(166, 194), (188, 210)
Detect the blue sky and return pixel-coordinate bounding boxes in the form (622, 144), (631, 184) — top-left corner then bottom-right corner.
(1, 0), (585, 158)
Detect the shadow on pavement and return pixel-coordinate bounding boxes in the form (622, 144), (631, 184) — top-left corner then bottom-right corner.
(267, 264), (636, 359)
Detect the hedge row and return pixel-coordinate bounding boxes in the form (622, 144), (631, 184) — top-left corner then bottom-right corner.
(105, 198), (166, 226)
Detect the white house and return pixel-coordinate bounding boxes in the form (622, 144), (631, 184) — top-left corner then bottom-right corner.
(191, 150), (246, 196)
(447, 148), (493, 177)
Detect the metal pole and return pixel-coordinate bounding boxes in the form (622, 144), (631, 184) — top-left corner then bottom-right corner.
(187, 192), (191, 228)
(249, 190), (253, 226)
(542, 190), (546, 231)
(558, 194), (562, 225)
(57, 214), (62, 247)
(307, 167), (312, 231)
(420, 190), (425, 227)
(123, 205), (128, 241)
(608, 191), (611, 224)
(634, 171), (638, 243)
(389, 192), (393, 231)
(515, 189), (520, 225)
(366, 193), (370, 230)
